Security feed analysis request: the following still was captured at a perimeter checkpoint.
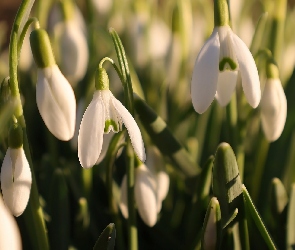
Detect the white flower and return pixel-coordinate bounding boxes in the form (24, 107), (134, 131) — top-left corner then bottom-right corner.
(0, 195), (22, 250)
(0, 147), (32, 217)
(119, 164), (158, 227)
(260, 78), (287, 142)
(145, 147), (170, 213)
(37, 65), (76, 141)
(78, 90), (146, 169)
(59, 21), (89, 85)
(191, 25), (261, 114)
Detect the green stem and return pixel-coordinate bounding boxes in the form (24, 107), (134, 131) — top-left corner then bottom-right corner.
(9, 1), (49, 248)
(18, 116), (49, 250)
(17, 17), (40, 56)
(214, 0), (230, 26)
(126, 142), (138, 250)
(9, 0), (34, 117)
(105, 132), (126, 250)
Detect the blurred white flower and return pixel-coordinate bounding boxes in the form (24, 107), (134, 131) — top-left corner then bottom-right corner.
(145, 147), (169, 213)
(59, 20), (89, 85)
(119, 164), (158, 227)
(148, 19), (171, 60)
(0, 194), (22, 249)
(78, 89), (145, 169)
(191, 25), (260, 114)
(36, 65), (76, 141)
(0, 147), (31, 217)
(92, 0), (113, 14)
(260, 78), (287, 142)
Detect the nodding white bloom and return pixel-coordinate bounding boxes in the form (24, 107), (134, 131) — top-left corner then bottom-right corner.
(119, 164), (158, 227)
(146, 147), (170, 213)
(59, 20), (89, 85)
(36, 65), (76, 141)
(1, 147), (32, 217)
(30, 28), (76, 141)
(92, 0), (113, 14)
(191, 0), (260, 114)
(78, 68), (145, 169)
(260, 78), (287, 142)
(0, 195), (22, 249)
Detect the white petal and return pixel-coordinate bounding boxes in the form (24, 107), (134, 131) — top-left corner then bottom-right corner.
(111, 96), (146, 162)
(215, 71), (238, 106)
(0, 195), (22, 250)
(78, 92), (105, 168)
(156, 171), (170, 213)
(231, 33), (261, 108)
(191, 29), (220, 114)
(260, 79), (287, 141)
(119, 175), (128, 219)
(135, 164), (158, 227)
(36, 66), (76, 141)
(95, 133), (114, 165)
(60, 21), (89, 85)
(1, 148), (32, 217)
(70, 98), (85, 151)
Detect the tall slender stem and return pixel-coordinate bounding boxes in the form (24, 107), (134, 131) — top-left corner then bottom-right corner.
(9, 1), (49, 249)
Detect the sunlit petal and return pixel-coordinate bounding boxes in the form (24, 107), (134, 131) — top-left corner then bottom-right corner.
(232, 34), (261, 108)
(78, 92), (104, 168)
(216, 71), (238, 106)
(112, 97), (146, 162)
(95, 133), (114, 165)
(0, 195), (22, 250)
(0, 148), (32, 217)
(191, 29), (220, 114)
(156, 171), (170, 213)
(36, 66), (76, 141)
(260, 79), (287, 141)
(135, 164), (157, 227)
(60, 21), (89, 85)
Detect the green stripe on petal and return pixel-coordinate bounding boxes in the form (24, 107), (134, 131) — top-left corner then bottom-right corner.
(219, 57), (238, 71)
(104, 119), (120, 133)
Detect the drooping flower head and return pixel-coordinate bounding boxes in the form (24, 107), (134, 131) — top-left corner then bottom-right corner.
(191, 0), (261, 114)
(260, 60), (287, 142)
(0, 123), (32, 217)
(119, 163), (158, 227)
(30, 28), (76, 141)
(78, 65), (146, 169)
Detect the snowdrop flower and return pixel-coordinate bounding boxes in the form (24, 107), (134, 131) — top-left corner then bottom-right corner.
(119, 163), (158, 227)
(59, 20), (89, 85)
(0, 124), (32, 217)
(0, 194), (22, 250)
(78, 66), (145, 169)
(30, 28), (76, 141)
(146, 147), (170, 213)
(260, 63), (287, 142)
(191, 0), (260, 114)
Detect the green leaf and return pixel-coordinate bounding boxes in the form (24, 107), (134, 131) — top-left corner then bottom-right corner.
(93, 223), (116, 250)
(287, 184), (295, 250)
(242, 185), (277, 250)
(134, 95), (201, 177)
(48, 168), (70, 250)
(212, 142), (243, 225)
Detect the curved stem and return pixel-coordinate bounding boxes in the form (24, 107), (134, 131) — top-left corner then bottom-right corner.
(9, 1), (49, 249)
(17, 17), (40, 56)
